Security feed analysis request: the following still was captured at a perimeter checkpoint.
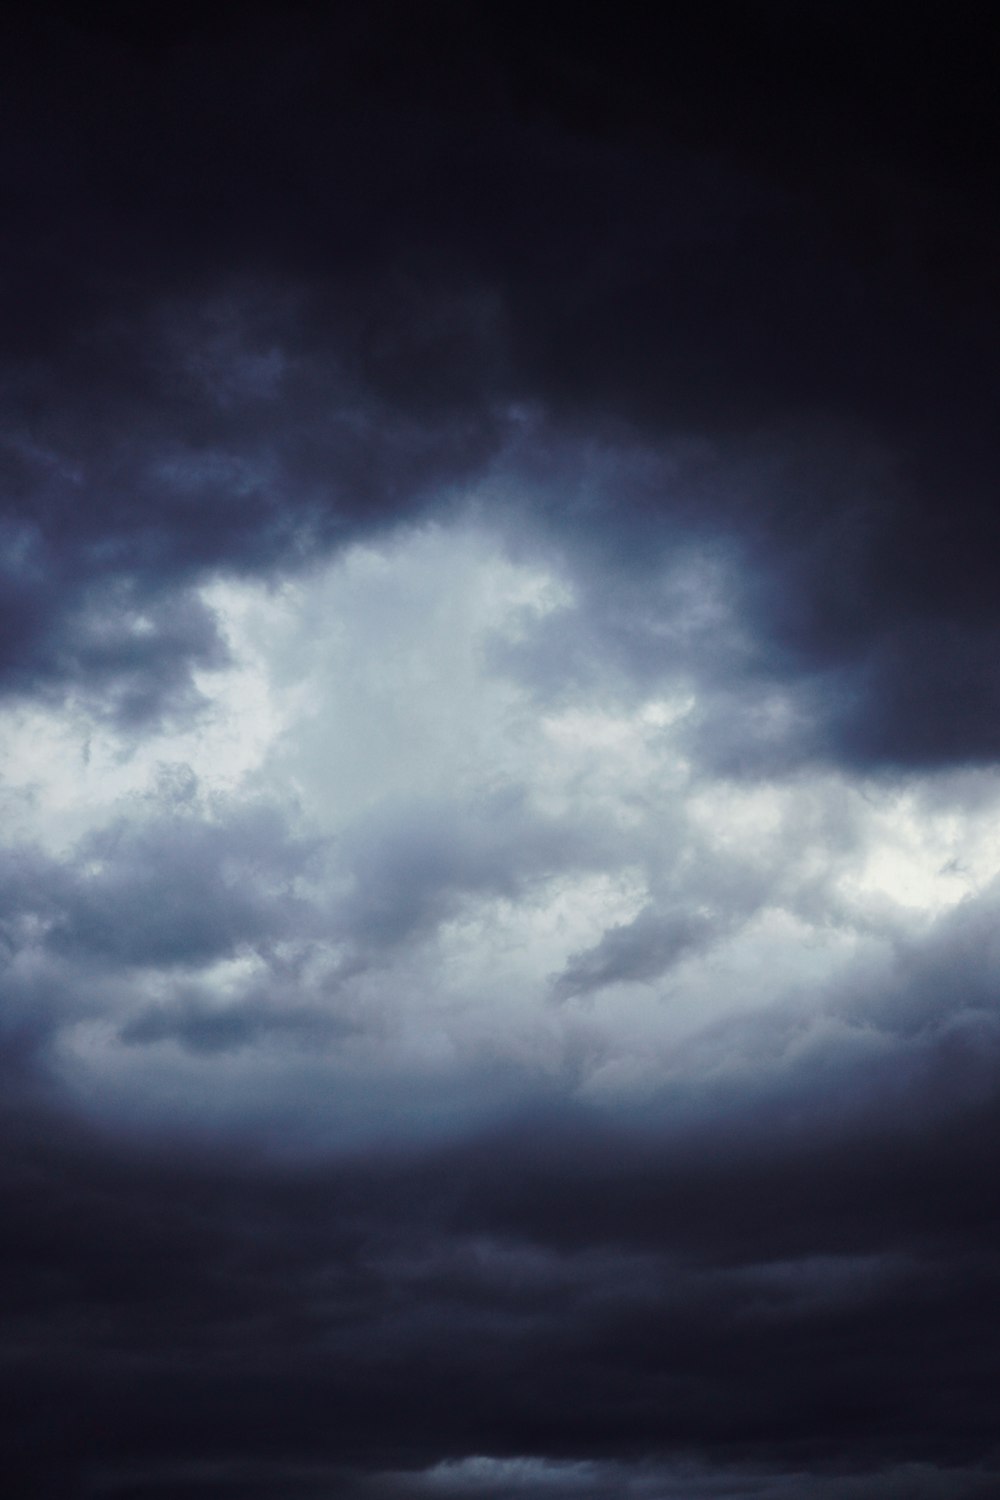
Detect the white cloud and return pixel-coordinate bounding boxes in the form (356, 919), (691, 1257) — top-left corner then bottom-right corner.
(9, 512), (1000, 1141)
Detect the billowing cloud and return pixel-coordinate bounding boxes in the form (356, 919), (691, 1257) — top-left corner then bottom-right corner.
(2, 5), (1000, 1496)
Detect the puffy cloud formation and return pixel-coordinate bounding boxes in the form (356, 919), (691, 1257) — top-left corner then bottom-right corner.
(2, 6), (1000, 1496)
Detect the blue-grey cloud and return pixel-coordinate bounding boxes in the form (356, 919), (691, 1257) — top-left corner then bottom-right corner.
(552, 903), (718, 998)
(3, 5), (1000, 1495)
(0, 5), (996, 764)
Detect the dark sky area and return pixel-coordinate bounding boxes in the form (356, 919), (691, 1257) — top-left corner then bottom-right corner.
(2, 4), (1000, 1497)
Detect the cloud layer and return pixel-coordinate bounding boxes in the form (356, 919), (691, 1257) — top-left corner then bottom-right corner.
(3, 5), (1000, 1496)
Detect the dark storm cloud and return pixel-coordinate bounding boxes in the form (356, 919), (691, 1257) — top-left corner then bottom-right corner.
(68, 1457), (1000, 1500)
(3, 955), (1000, 1498)
(0, 274), (506, 726)
(2, 3), (998, 759)
(496, 422), (1000, 776)
(4, 7), (1000, 1497)
(6, 884), (1000, 1491)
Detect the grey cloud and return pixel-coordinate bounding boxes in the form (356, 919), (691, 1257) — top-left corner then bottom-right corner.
(0, 798), (334, 1092)
(486, 406), (1000, 779)
(2, 7), (998, 765)
(118, 993), (350, 1057)
(73, 1458), (1000, 1499)
(5, 805), (1000, 1469)
(332, 787), (615, 960)
(3, 7), (1000, 1496)
(0, 791), (326, 1080)
(375, 1459), (1000, 1500)
(553, 903), (717, 999)
(48, 802), (320, 969)
(822, 877), (1000, 1049)
(0, 283), (508, 728)
(1, 1012), (1000, 1494)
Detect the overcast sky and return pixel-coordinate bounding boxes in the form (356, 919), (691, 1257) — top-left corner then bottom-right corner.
(3, 4), (1000, 1497)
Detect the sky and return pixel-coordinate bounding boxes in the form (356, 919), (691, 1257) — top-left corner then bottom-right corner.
(2, 3), (1000, 1496)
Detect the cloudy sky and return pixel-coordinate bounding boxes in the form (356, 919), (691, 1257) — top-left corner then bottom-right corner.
(2, 4), (1000, 1496)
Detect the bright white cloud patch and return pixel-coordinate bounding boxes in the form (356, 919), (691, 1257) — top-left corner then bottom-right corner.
(5, 514), (1000, 1141)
